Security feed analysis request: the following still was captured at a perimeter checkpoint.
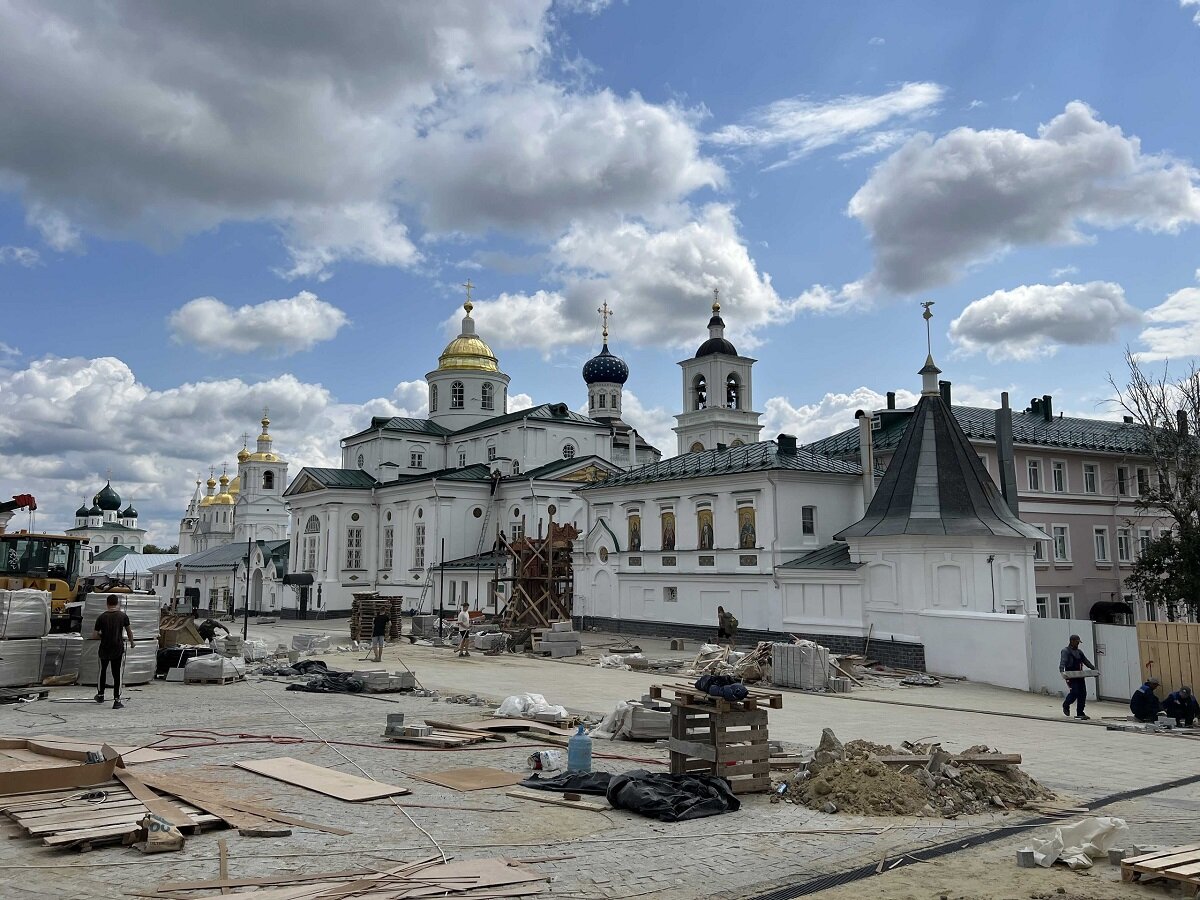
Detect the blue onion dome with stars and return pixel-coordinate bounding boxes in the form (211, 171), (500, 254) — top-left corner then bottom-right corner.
(582, 301), (629, 384)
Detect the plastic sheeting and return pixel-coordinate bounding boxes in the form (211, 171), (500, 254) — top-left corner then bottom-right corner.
(0, 639), (43, 687)
(79, 641), (156, 687)
(607, 770), (741, 822)
(81, 593), (160, 638)
(495, 693), (568, 720)
(184, 655), (246, 683)
(1028, 817), (1129, 870)
(0, 589), (51, 639)
(40, 634), (83, 679)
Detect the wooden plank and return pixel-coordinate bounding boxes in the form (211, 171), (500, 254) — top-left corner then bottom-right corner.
(666, 738), (717, 762)
(423, 718), (575, 738)
(1122, 843), (1200, 865)
(505, 789), (609, 812)
(41, 823), (141, 846)
(408, 767), (523, 792)
(2, 788), (132, 812)
(25, 810), (152, 835)
(13, 799), (147, 824)
(1128, 848), (1200, 871)
(115, 770), (195, 830)
(234, 757), (408, 802)
(132, 775), (270, 830)
(22, 736), (186, 766)
(218, 838), (230, 895)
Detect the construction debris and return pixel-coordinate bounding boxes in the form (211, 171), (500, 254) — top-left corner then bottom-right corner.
(1028, 816), (1129, 869)
(776, 729), (1052, 818)
(684, 642), (770, 682)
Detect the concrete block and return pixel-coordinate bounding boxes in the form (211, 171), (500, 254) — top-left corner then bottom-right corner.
(551, 621), (574, 633)
(670, 638), (686, 650)
(1107, 848), (1128, 866)
(1016, 848), (1037, 868)
(384, 713), (406, 736)
(542, 630), (579, 643)
(165, 667), (186, 683)
(403, 724), (432, 737)
(548, 641), (580, 658)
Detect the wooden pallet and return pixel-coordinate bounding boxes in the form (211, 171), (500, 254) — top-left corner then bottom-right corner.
(667, 704), (771, 795)
(1122, 844), (1200, 894)
(650, 682), (784, 712)
(382, 728), (495, 748)
(183, 675), (243, 685)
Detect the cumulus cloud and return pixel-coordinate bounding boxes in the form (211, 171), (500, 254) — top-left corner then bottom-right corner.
(1184, 0), (1200, 25)
(0, 246), (39, 266)
(848, 102), (1200, 294)
(708, 82), (944, 168)
(463, 204), (832, 354)
(168, 291), (350, 356)
(1138, 286), (1200, 360)
(950, 281), (1142, 361)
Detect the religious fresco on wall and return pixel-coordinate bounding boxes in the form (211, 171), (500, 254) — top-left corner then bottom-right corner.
(628, 514), (641, 552)
(697, 508), (714, 550)
(738, 506), (756, 549)
(661, 511), (676, 551)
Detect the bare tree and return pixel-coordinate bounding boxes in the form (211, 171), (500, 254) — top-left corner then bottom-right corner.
(1109, 351), (1200, 619)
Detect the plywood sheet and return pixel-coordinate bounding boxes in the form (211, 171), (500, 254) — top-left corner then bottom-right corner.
(23, 735), (186, 765)
(409, 767), (523, 792)
(436, 718), (576, 737)
(235, 757), (409, 802)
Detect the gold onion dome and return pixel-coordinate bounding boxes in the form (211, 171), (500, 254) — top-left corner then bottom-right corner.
(438, 300), (498, 372)
(213, 473), (235, 505)
(237, 447), (251, 462)
(228, 475), (240, 495)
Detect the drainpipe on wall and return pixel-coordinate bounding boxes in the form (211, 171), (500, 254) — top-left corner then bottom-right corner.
(855, 411), (875, 508)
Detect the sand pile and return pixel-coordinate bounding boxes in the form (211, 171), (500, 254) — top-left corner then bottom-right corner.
(777, 729), (1053, 818)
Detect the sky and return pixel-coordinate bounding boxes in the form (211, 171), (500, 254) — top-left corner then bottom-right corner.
(2, 0), (1199, 544)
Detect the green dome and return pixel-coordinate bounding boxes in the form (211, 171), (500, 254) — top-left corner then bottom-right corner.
(94, 481), (122, 511)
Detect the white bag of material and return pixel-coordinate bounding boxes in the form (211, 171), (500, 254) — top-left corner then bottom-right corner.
(40, 634), (83, 679)
(1030, 816), (1129, 869)
(590, 701), (634, 740)
(242, 638), (269, 661)
(81, 593), (160, 639)
(495, 692), (568, 720)
(0, 638), (43, 686)
(0, 589), (51, 639)
(292, 633), (330, 652)
(598, 654), (629, 670)
(79, 641), (157, 687)
(184, 654), (246, 683)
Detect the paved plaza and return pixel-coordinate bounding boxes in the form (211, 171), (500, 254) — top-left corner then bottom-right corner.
(2, 620), (1196, 900)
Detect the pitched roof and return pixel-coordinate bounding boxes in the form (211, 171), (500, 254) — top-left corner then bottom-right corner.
(435, 550), (507, 570)
(835, 395), (1047, 540)
(91, 545), (136, 561)
(343, 404), (605, 444)
(807, 404), (1150, 458)
(577, 439), (862, 491)
(519, 454), (620, 480)
(93, 552), (183, 576)
(344, 417), (452, 441)
(779, 543), (861, 571)
(291, 468), (381, 491)
(153, 542), (250, 571)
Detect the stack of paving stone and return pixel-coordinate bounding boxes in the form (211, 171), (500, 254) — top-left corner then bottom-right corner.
(533, 621), (581, 658)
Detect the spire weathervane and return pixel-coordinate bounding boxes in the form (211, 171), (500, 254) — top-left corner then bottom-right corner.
(462, 279), (474, 315)
(921, 301), (935, 356)
(597, 301), (612, 340)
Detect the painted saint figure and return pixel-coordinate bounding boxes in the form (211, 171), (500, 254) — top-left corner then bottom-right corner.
(661, 511), (676, 551)
(698, 509), (714, 551)
(628, 515), (641, 552)
(738, 507), (756, 549)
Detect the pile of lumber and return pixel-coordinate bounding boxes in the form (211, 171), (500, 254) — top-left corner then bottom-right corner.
(684, 642), (771, 681)
(159, 614), (205, 648)
(349, 593), (405, 642)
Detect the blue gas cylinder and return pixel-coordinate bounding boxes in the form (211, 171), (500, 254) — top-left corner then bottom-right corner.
(567, 723), (592, 773)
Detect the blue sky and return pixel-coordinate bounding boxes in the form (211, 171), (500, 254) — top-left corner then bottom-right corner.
(1, 0), (1198, 543)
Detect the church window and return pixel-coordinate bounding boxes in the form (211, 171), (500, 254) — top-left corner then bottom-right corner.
(562, 443), (576, 459)
(382, 527), (394, 571)
(413, 523), (426, 568)
(262, 471), (274, 490)
(303, 536), (319, 571)
(429, 384), (438, 412)
(693, 375), (707, 410)
(512, 460), (520, 474)
(356, 454), (365, 469)
(690, 442), (704, 453)
(726, 373), (740, 409)
(481, 382), (494, 411)
(410, 450), (425, 469)
(344, 527), (362, 569)
(598, 393), (606, 409)
(731, 439), (744, 447)
(802, 506), (816, 536)
(458, 450), (467, 468)
(611, 392), (618, 408)
(305, 515), (320, 533)
(511, 522), (524, 542)
(451, 381), (464, 409)
(487, 445), (496, 461)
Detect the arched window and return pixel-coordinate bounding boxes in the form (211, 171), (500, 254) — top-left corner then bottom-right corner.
(731, 439), (745, 447)
(304, 515), (321, 533)
(451, 381), (464, 409)
(512, 460), (521, 475)
(611, 391), (618, 409)
(690, 441), (704, 453)
(726, 373), (740, 409)
(429, 384), (438, 412)
(481, 382), (494, 410)
(693, 375), (707, 410)
(356, 454), (365, 469)
(562, 443), (576, 459)
(262, 471), (274, 490)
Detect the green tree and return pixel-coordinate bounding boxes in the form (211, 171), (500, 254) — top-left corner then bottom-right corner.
(143, 543), (179, 554)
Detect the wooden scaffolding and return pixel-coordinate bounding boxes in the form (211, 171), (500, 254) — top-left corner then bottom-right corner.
(494, 508), (578, 630)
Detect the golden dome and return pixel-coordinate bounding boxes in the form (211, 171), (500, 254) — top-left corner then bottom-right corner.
(228, 475), (240, 494)
(248, 451), (278, 462)
(237, 447), (251, 462)
(198, 496), (214, 507)
(206, 476), (217, 489)
(437, 299), (499, 372)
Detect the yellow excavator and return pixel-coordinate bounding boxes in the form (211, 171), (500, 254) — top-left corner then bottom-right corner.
(0, 495), (94, 632)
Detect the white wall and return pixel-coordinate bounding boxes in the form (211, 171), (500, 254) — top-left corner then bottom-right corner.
(919, 609), (1033, 691)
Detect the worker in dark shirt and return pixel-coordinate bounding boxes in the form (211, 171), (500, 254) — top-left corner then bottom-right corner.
(90, 595), (134, 710)
(1058, 634), (1097, 720)
(197, 618), (230, 643)
(1164, 686), (1200, 727)
(371, 610), (390, 662)
(1130, 678), (1162, 723)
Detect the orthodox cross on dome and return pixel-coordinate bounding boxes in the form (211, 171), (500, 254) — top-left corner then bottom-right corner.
(921, 301), (935, 356)
(241, 432), (250, 449)
(462, 279), (475, 315)
(712, 287), (721, 313)
(105, 466), (112, 481)
(597, 301), (612, 340)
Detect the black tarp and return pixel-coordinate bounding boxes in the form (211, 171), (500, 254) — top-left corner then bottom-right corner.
(520, 770), (740, 821)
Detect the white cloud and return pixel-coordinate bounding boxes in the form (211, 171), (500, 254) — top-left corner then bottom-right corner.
(1138, 286), (1200, 360)
(868, 36), (886, 46)
(0, 245), (39, 266)
(950, 281), (1142, 361)
(510, 393), (535, 412)
(848, 102), (1200, 294)
(168, 291), (350, 356)
(277, 203), (419, 281)
(708, 82), (944, 168)
(1184, 0), (1200, 25)
(25, 204), (82, 252)
(617, 390), (676, 459)
(462, 204), (833, 354)
(1050, 264), (1079, 279)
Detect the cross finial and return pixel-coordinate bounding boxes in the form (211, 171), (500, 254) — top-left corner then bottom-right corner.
(712, 287), (721, 314)
(921, 301), (935, 356)
(597, 301), (612, 340)
(241, 432), (250, 449)
(462, 279), (474, 315)
(105, 466), (112, 482)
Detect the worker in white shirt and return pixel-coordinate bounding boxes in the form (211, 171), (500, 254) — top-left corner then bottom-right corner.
(456, 602), (472, 658)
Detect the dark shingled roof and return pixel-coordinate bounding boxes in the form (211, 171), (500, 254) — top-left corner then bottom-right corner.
(578, 439), (862, 491)
(296, 468), (381, 490)
(779, 542), (861, 570)
(836, 395), (1047, 540)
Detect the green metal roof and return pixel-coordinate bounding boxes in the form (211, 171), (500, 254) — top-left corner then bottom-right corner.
(519, 454), (615, 480)
(65, 521), (146, 534)
(344, 417), (453, 441)
(295, 468), (381, 490)
(449, 403), (605, 437)
(779, 543), (861, 570)
(91, 545), (136, 561)
(389, 463), (494, 485)
(578, 439), (862, 491)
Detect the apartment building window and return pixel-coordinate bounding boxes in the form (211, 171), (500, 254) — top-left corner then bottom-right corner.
(1035, 595), (1050, 619)
(1117, 527), (1133, 563)
(1136, 467), (1150, 496)
(413, 523), (425, 569)
(1138, 527), (1153, 555)
(1057, 595), (1073, 619)
(1093, 527), (1109, 563)
(1051, 461), (1066, 493)
(802, 506), (816, 536)
(1027, 459), (1042, 491)
(1083, 463), (1098, 494)
(382, 527), (394, 571)
(1117, 466), (1129, 496)
(410, 450), (424, 469)
(1031, 524), (1047, 562)
(1052, 525), (1070, 562)
(345, 527), (363, 569)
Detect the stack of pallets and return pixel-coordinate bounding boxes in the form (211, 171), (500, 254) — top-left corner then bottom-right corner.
(349, 593), (405, 642)
(1121, 844), (1200, 892)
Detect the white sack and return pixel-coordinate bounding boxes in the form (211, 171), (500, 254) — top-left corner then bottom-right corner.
(495, 692), (568, 720)
(590, 700), (634, 740)
(1031, 817), (1129, 869)
(184, 655), (246, 683)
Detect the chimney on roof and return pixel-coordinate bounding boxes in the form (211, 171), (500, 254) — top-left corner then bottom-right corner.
(1178, 410), (1189, 437)
(1123, 415), (1134, 424)
(777, 434), (797, 456)
(1029, 398), (1041, 416)
(855, 410), (876, 508)
(995, 392), (1020, 517)
(1042, 395), (1053, 422)
(886, 391), (896, 410)
(939, 380), (952, 406)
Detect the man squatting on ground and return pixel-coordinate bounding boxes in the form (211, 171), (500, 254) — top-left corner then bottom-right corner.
(456, 602), (471, 658)
(1059, 633), (1097, 720)
(91, 594), (135, 710)
(1131, 677), (1162, 723)
(1164, 685), (1200, 727)
(371, 608), (390, 663)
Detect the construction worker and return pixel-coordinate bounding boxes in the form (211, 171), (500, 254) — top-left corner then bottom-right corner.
(1130, 678), (1162, 723)
(90, 595), (134, 710)
(456, 602), (472, 658)
(371, 608), (390, 663)
(197, 617), (230, 643)
(1058, 634), (1096, 720)
(1164, 686), (1200, 727)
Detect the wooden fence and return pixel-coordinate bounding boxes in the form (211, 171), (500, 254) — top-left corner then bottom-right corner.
(1136, 622), (1200, 695)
